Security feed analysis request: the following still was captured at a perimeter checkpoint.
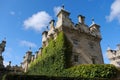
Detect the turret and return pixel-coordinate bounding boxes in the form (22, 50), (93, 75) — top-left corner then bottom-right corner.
(56, 6), (73, 28)
(47, 20), (56, 38)
(31, 55), (35, 62)
(35, 51), (38, 59)
(0, 39), (6, 56)
(0, 39), (6, 68)
(22, 48), (33, 72)
(42, 31), (48, 46)
(89, 18), (101, 38)
(78, 15), (85, 24)
(38, 47), (42, 56)
(26, 50), (32, 62)
(57, 5), (70, 19)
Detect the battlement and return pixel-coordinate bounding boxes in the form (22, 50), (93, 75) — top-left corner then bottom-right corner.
(42, 8), (101, 47)
(107, 44), (120, 67)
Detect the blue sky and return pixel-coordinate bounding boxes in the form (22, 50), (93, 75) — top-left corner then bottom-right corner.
(0, 0), (120, 66)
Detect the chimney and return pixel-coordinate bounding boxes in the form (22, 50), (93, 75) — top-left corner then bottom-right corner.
(49, 20), (55, 30)
(78, 15), (85, 24)
(9, 61), (11, 66)
(117, 44), (120, 50)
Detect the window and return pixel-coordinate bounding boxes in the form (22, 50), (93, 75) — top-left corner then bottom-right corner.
(91, 58), (95, 64)
(73, 39), (79, 45)
(91, 56), (96, 64)
(88, 42), (94, 49)
(74, 55), (78, 62)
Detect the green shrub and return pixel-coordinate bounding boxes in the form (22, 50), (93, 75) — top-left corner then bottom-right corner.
(62, 64), (117, 78)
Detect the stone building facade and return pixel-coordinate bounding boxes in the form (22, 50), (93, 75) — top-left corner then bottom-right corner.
(107, 44), (120, 67)
(21, 7), (104, 72)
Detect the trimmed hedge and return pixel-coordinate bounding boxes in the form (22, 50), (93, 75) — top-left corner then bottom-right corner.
(62, 64), (117, 78)
(2, 74), (115, 80)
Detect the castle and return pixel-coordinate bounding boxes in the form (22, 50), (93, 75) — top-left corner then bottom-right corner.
(107, 44), (120, 67)
(21, 6), (104, 72)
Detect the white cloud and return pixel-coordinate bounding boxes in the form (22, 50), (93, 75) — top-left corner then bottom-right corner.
(20, 40), (37, 48)
(3, 61), (9, 67)
(54, 6), (62, 16)
(23, 11), (52, 32)
(10, 11), (15, 15)
(3, 48), (13, 59)
(106, 0), (120, 22)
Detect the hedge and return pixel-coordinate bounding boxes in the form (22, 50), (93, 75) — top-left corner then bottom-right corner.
(62, 64), (117, 78)
(2, 74), (115, 80)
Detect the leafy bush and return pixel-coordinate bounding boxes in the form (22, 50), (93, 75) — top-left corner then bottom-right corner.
(62, 64), (117, 78)
(2, 73), (114, 80)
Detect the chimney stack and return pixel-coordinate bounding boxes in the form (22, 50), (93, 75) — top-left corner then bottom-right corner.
(117, 44), (120, 50)
(49, 20), (55, 30)
(78, 15), (85, 24)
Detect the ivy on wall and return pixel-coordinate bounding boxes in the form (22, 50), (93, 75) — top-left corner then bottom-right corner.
(26, 31), (117, 78)
(27, 31), (72, 76)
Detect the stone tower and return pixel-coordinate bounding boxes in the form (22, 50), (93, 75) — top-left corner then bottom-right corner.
(107, 44), (120, 67)
(0, 39), (6, 68)
(41, 7), (104, 66)
(21, 49), (32, 72)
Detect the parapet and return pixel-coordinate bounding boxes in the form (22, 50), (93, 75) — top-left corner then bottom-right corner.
(41, 6), (102, 47)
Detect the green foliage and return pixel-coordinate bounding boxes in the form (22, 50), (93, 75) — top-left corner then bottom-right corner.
(62, 64), (117, 78)
(27, 31), (117, 78)
(27, 31), (72, 76)
(2, 74), (6, 80)
(2, 73), (115, 80)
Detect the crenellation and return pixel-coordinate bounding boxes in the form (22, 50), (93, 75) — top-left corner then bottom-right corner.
(107, 45), (120, 67)
(78, 15), (85, 24)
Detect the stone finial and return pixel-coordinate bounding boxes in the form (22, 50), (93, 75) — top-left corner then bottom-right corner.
(78, 15), (85, 24)
(62, 4), (64, 10)
(92, 18), (95, 24)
